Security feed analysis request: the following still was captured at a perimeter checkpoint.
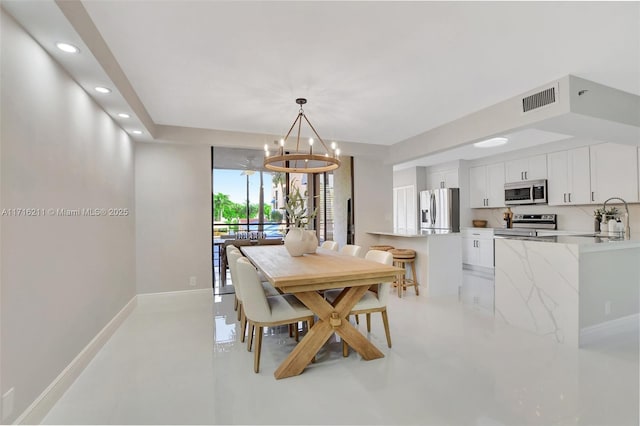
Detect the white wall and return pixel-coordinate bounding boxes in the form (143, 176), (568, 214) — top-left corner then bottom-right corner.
(135, 142), (212, 294)
(0, 10), (135, 424)
(354, 157), (393, 250)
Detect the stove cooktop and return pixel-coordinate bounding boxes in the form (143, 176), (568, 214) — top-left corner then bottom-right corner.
(495, 213), (557, 236)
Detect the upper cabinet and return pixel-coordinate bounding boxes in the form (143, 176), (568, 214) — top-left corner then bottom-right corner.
(547, 147), (591, 205)
(505, 154), (547, 182)
(428, 168), (459, 189)
(470, 163), (505, 208)
(590, 143), (639, 203)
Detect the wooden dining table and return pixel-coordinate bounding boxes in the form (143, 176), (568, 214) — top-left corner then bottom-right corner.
(241, 245), (403, 379)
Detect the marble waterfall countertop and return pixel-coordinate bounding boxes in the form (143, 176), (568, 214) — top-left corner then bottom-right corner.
(494, 235), (640, 347)
(494, 232), (640, 252)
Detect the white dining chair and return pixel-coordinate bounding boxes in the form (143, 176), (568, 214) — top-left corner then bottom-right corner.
(340, 244), (362, 257)
(236, 257), (315, 373)
(228, 249), (281, 342)
(320, 240), (338, 251)
(227, 245), (242, 312)
(325, 249), (394, 355)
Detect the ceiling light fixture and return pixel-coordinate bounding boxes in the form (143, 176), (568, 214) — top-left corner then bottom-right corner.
(263, 98), (340, 173)
(55, 42), (79, 53)
(473, 137), (508, 148)
(131, 130), (142, 135)
(118, 113), (131, 118)
(94, 86), (111, 94)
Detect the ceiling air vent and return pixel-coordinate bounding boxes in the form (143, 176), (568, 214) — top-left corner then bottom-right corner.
(522, 86), (556, 113)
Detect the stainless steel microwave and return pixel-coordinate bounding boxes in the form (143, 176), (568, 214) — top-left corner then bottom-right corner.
(504, 179), (547, 205)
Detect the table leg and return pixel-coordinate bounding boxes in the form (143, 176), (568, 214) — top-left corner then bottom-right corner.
(273, 286), (384, 379)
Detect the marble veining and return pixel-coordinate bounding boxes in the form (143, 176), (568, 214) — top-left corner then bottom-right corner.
(495, 239), (579, 345)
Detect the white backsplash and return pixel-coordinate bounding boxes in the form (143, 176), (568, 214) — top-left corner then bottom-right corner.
(469, 203), (640, 234)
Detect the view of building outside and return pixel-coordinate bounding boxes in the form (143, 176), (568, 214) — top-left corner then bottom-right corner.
(213, 169), (321, 238)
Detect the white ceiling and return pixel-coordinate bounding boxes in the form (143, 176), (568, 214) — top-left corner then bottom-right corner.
(3, 1), (640, 148)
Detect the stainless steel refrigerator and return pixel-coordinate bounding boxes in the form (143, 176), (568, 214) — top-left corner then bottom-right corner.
(420, 188), (460, 232)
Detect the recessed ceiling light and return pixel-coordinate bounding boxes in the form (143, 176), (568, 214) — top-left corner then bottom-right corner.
(131, 130), (143, 135)
(94, 86), (111, 94)
(473, 137), (508, 148)
(118, 113), (131, 118)
(55, 42), (79, 53)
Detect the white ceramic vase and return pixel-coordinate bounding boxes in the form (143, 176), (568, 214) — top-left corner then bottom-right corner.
(284, 227), (306, 257)
(303, 230), (318, 254)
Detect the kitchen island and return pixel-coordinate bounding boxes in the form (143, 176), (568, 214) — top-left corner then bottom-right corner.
(367, 230), (462, 297)
(495, 235), (640, 347)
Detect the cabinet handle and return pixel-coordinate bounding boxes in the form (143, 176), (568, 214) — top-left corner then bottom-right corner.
(591, 191), (595, 202)
(568, 193), (572, 203)
(525, 171), (528, 180)
(520, 171), (524, 180)
(563, 193), (567, 203)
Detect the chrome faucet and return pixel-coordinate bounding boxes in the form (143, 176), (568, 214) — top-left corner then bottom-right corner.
(603, 197), (630, 239)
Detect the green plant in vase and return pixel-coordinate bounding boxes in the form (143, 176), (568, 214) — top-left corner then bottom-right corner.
(284, 184), (318, 229)
(593, 206), (619, 231)
(283, 182), (319, 256)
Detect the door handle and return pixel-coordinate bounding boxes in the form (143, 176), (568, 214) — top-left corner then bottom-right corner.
(430, 193), (436, 224)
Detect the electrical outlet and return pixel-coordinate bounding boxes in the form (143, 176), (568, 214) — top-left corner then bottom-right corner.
(2, 387), (15, 421)
(605, 301), (612, 316)
(189, 276), (197, 286)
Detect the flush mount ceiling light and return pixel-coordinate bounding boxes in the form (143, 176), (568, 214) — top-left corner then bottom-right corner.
(94, 86), (111, 94)
(263, 98), (340, 173)
(473, 137), (508, 148)
(118, 113), (131, 118)
(55, 42), (79, 53)
(131, 130), (143, 135)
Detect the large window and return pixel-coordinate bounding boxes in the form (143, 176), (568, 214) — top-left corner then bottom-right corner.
(212, 168), (284, 237)
(211, 147), (347, 289)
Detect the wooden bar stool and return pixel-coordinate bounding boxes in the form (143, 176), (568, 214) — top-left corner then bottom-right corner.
(369, 245), (395, 252)
(389, 248), (419, 298)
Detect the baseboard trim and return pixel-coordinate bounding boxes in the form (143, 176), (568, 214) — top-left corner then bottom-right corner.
(580, 313), (640, 346)
(137, 287), (213, 299)
(15, 295), (137, 425)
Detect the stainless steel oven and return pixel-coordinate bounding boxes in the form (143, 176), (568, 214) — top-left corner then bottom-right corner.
(504, 179), (547, 205)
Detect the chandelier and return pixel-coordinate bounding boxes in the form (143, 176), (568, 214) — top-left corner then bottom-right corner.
(263, 98), (341, 173)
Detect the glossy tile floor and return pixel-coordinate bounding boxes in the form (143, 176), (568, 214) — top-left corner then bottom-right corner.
(43, 289), (639, 425)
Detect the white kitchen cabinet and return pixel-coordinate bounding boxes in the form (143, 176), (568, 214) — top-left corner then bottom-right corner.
(428, 168), (458, 189)
(393, 185), (417, 231)
(462, 229), (494, 268)
(590, 143), (639, 203)
(470, 163), (505, 208)
(505, 154), (547, 182)
(547, 147), (591, 205)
